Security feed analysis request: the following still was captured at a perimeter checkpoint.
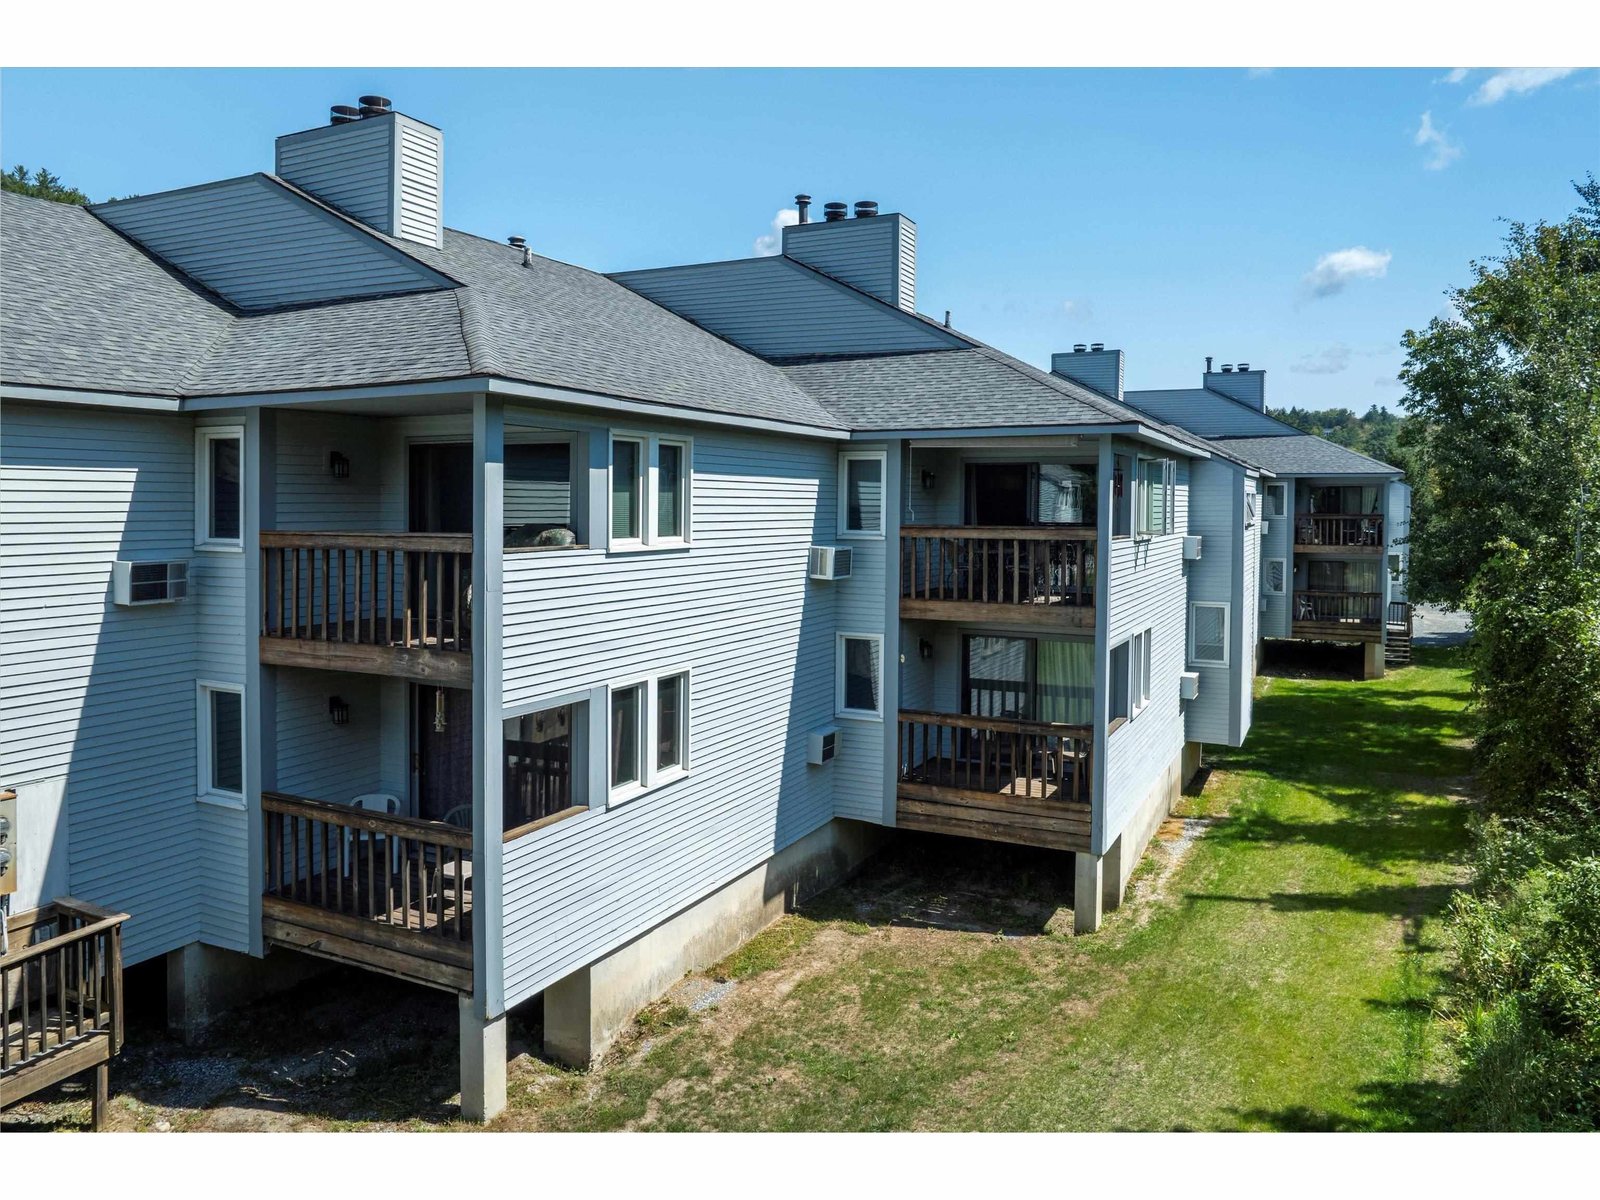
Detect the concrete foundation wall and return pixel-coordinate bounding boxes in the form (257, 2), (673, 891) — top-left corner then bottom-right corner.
(165, 942), (328, 1043)
(545, 817), (886, 1066)
(1102, 741), (1186, 912)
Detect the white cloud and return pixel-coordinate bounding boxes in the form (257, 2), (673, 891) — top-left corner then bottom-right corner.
(753, 208), (798, 256)
(1439, 68), (1470, 84)
(1414, 111), (1462, 170)
(1470, 67), (1576, 105)
(1302, 246), (1393, 299)
(1290, 344), (1354, 375)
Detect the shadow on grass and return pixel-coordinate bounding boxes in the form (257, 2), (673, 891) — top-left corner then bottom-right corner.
(1232, 1078), (1461, 1132)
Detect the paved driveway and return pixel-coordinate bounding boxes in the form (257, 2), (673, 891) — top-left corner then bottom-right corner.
(1410, 604), (1473, 648)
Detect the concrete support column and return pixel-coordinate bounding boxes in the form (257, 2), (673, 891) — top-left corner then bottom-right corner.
(1363, 641), (1385, 680)
(543, 964), (599, 1069)
(458, 994), (507, 1123)
(1101, 836), (1125, 913)
(1074, 852), (1103, 935)
(166, 942), (323, 1044)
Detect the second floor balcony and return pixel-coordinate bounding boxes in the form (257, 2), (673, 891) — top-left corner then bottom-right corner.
(899, 526), (1096, 629)
(259, 531), (473, 686)
(1293, 513), (1384, 553)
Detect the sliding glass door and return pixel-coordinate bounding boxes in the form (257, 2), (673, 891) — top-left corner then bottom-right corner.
(961, 635), (1092, 726)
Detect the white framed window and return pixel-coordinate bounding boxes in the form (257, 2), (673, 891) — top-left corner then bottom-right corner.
(836, 633), (884, 719)
(608, 667), (692, 805)
(1189, 601), (1230, 667)
(1263, 558), (1287, 596)
(1131, 629), (1153, 715)
(609, 432), (693, 551)
(197, 681), (245, 807)
(839, 451), (886, 539)
(195, 426), (244, 550)
(1266, 482), (1288, 519)
(1135, 456), (1175, 536)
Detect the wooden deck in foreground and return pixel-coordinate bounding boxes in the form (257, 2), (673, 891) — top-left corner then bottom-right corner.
(896, 712), (1093, 853)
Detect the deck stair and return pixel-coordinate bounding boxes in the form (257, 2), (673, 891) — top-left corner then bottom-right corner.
(1385, 601), (1414, 666)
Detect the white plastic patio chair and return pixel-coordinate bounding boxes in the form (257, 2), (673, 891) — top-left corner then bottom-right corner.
(345, 792), (402, 878)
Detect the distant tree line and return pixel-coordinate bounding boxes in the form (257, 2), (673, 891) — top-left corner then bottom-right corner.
(1271, 404), (1409, 472)
(2, 165), (91, 205)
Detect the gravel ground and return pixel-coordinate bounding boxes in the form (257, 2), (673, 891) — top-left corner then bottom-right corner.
(1408, 604), (1473, 648)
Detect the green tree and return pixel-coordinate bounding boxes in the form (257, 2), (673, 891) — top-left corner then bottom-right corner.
(1398, 176), (1600, 606)
(2, 165), (91, 205)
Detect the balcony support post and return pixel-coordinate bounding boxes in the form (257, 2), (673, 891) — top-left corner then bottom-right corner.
(458, 993), (507, 1124)
(1363, 640), (1385, 681)
(1074, 851), (1103, 934)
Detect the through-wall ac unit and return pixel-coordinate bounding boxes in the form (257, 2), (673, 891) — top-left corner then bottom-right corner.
(808, 546), (853, 581)
(1179, 671), (1201, 701)
(1261, 520), (1271, 539)
(1182, 535), (1203, 560)
(112, 559), (189, 606)
(807, 725), (840, 766)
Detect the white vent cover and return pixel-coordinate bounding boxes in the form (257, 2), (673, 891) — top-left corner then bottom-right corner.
(808, 545), (853, 581)
(1182, 535), (1203, 560)
(113, 560), (189, 606)
(807, 725), (840, 766)
(1179, 671), (1201, 701)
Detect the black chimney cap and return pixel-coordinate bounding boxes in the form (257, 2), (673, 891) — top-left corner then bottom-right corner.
(1090, 342), (1105, 352)
(358, 95), (392, 110)
(853, 200), (879, 217)
(823, 201), (849, 222)
(330, 104), (360, 125)
(1238, 361), (1251, 371)
(794, 193), (812, 203)
(1073, 343), (1088, 353)
(507, 236), (526, 248)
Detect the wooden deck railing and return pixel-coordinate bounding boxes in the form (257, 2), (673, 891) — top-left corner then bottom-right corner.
(262, 792), (473, 946)
(897, 710), (1093, 806)
(1293, 590), (1383, 624)
(260, 532), (472, 655)
(900, 526), (1095, 609)
(2, 898), (127, 1128)
(1293, 514), (1383, 549)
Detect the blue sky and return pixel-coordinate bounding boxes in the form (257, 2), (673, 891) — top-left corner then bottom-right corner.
(4, 67), (1594, 410)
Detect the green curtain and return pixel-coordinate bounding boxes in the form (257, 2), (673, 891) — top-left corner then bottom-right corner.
(1035, 637), (1093, 725)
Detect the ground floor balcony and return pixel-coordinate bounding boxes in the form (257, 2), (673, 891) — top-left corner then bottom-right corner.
(895, 710), (1093, 853)
(899, 526), (1096, 629)
(259, 532), (473, 687)
(1291, 590), (1384, 642)
(2, 898), (127, 1129)
(261, 792), (474, 994)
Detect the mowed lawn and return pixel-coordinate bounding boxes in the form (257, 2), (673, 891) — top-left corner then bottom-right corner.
(519, 645), (1474, 1132)
(5, 648), (1475, 1133)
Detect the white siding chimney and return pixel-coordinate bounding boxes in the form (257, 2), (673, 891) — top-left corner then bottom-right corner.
(275, 111), (444, 249)
(1051, 346), (1125, 402)
(782, 211), (916, 312)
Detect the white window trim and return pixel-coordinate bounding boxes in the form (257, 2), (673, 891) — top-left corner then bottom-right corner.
(1266, 482), (1288, 520)
(1130, 629), (1153, 717)
(606, 666), (693, 808)
(1263, 557), (1287, 596)
(838, 450), (887, 540)
(608, 431), (694, 553)
(1134, 455), (1176, 538)
(1189, 601), (1231, 667)
(196, 679), (246, 809)
(835, 632), (885, 721)
(194, 425), (244, 552)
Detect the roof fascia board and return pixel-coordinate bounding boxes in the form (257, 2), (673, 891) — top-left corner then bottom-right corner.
(858, 423), (1210, 457)
(181, 376), (849, 440)
(2, 383), (182, 412)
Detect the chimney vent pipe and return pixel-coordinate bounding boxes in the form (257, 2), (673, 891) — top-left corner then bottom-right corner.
(854, 200), (879, 218)
(1238, 361), (1251, 371)
(1205, 355), (1213, 372)
(507, 236), (526, 248)
(1222, 363), (1234, 372)
(1090, 342), (1105, 352)
(1073, 343), (1088, 353)
(357, 95), (393, 117)
(823, 201), (849, 222)
(330, 104), (360, 125)
(795, 194), (811, 224)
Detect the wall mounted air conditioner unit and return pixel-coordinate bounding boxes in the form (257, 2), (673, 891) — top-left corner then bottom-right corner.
(1179, 671), (1201, 701)
(1182, 535), (1203, 561)
(112, 560), (189, 606)
(807, 725), (840, 766)
(1261, 520), (1271, 539)
(808, 546), (853, 581)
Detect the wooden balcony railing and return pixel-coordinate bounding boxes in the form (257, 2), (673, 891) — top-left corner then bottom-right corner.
(261, 792), (474, 993)
(900, 526), (1095, 623)
(895, 710), (1093, 853)
(1294, 514), (1383, 549)
(1387, 600), (1413, 631)
(1293, 590), (1383, 625)
(2, 897), (127, 1129)
(260, 532), (472, 684)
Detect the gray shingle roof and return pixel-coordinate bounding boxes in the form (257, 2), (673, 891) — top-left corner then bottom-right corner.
(1, 190), (233, 397)
(1209, 434), (1401, 476)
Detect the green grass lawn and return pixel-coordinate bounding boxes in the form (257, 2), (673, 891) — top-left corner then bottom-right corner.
(516, 646), (1475, 1131)
(3, 648), (1476, 1133)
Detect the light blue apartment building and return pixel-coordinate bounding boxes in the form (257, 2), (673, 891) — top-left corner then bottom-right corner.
(1, 96), (1400, 1119)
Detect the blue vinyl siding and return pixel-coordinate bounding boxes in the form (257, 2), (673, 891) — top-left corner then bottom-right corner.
(497, 415), (841, 1006)
(1182, 457), (1237, 745)
(1125, 388), (1299, 438)
(781, 215), (916, 311)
